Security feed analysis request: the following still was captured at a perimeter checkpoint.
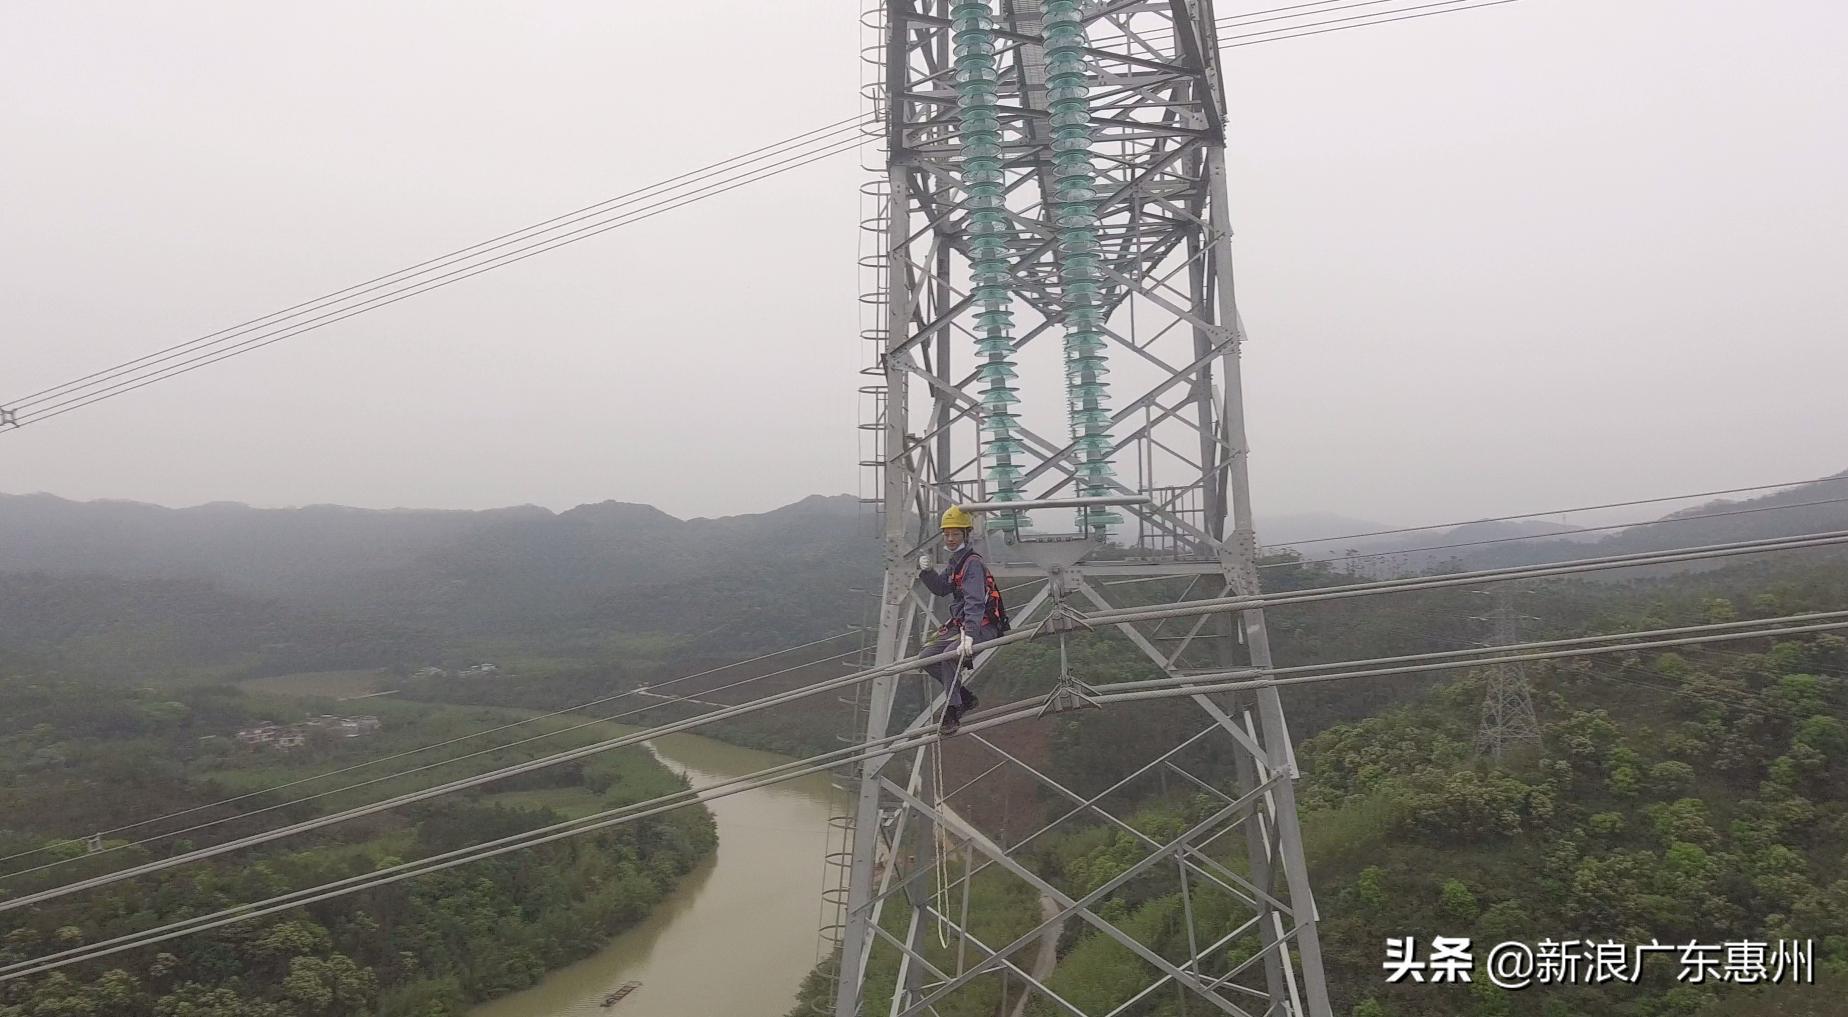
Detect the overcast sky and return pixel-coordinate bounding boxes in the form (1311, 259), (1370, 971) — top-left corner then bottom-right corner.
(3, 0), (1843, 530)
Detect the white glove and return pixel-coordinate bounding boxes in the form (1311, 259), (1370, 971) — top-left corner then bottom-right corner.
(957, 632), (975, 656)
(918, 555), (933, 572)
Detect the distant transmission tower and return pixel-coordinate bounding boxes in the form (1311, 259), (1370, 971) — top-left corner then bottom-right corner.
(1475, 589), (1542, 760)
(831, 2), (1332, 1015)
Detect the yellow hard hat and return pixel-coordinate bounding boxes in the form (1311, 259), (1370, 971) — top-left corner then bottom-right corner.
(940, 505), (975, 530)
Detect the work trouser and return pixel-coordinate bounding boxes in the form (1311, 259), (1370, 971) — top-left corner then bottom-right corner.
(923, 622), (997, 710)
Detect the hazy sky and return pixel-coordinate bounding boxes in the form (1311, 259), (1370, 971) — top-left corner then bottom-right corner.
(3, 1), (1843, 529)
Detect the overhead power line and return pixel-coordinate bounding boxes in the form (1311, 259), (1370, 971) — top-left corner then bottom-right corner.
(1097, 474), (1848, 587)
(1222, 0), (1433, 32)
(1590, 663), (1836, 724)
(1080, 529), (1848, 632)
(0, 643), (862, 882)
(1092, 616), (1848, 704)
(5, 526), (1846, 917)
(0, 633), (974, 914)
(2, 607), (1837, 982)
(17, 472), (1831, 878)
(1273, 493), (1848, 572)
(18, 471), (1833, 870)
(5, 133), (866, 430)
(0, 631), (858, 870)
(0, 702), (988, 983)
(1222, 0), (1525, 46)
(2, 117), (867, 417)
(1693, 643), (1848, 683)
(855, 603), (1848, 909)
(0, 0), (1533, 432)
(1090, 473), (1848, 588)
(1091, 0), (1524, 51)
(0, 629), (858, 869)
(1268, 474), (1848, 549)
(1089, 610), (1848, 693)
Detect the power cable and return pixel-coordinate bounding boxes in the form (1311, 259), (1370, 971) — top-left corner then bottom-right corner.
(45, 513), (1829, 915)
(1093, 617), (1848, 705)
(1693, 643), (1848, 683)
(7, 607), (1842, 980)
(1224, 0), (1526, 46)
(1081, 529), (1848, 635)
(898, 615), (1848, 904)
(0, 0), (1535, 431)
(1268, 475), (1848, 550)
(1085, 0), (1523, 53)
(6, 527), (1848, 914)
(1589, 666), (1811, 724)
(0, 696), (1019, 983)
(1094, 474), (1848, 589)
(1586, 640), (1848, 714)
(0, 630), (858, 867)
(6, 135), (866, 429)
(1089, 610), (1848, 693)
(1222, 0), (1425, 31)
(5, 118), (870, 415)
(1268, 494), (1848, 572)
(0, 643), (862, 882)
(0, 633), (981, 914)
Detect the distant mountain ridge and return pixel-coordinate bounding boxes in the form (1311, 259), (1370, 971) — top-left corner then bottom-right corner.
(0, 491), (850, 582)
(0, 491), (878, 671)
(0, 492), (1396, 599)
(3, 474), (1844, 676)
(1279, 472), (1848, 573)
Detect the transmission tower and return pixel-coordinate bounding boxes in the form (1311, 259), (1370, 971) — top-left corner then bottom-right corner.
(1474, 589), (1542, 760)
(830, 2), (1332, 1015)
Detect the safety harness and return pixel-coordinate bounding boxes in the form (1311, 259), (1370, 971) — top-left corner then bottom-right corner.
(947, 551), (1011, 636)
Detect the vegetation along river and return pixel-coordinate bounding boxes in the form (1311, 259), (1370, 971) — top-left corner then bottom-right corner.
(471, 732), (846, 1017)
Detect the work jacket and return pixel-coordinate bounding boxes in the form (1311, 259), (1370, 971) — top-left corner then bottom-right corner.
(918, 544), (994, 635)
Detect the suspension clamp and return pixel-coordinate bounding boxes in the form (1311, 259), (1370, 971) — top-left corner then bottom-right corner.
(1029, 603), (1094, 637)
(1037, 675), (1101, 717)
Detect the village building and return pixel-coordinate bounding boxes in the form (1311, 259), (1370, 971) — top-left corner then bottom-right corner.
(234, 714), (383, 752)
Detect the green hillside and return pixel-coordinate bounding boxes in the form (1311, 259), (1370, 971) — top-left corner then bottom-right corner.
(0, 492), (878, 680)
(0, 676), (715, 1017)
(6, 486), (1848, 1016)
(780, 553), (1848, 1017)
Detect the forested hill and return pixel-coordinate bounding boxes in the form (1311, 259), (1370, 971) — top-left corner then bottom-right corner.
(0, 492), (879, 673)
(0, 493), (872, 598)
(0, 674), (718, 1017)
(0, 571), (428, 678)
(2, 475), (1845, 680)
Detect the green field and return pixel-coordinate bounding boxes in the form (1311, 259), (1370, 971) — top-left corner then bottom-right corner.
(238, 668), (391, 699)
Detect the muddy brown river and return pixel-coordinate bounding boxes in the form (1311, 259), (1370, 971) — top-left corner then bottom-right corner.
(471, 732), (845, 1017)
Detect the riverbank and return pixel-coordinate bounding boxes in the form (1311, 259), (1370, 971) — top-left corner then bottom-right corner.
(471, 732), (844, 1017)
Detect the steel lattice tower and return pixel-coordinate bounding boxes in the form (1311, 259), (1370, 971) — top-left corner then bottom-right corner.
(1475, 590), (1542, 760)
(832, 2), (1332, 1015)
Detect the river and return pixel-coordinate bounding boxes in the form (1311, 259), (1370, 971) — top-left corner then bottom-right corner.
(472, 732), (845, 1017)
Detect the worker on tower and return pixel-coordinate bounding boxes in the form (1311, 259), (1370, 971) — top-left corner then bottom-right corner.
(916, 505), (1010, 735)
